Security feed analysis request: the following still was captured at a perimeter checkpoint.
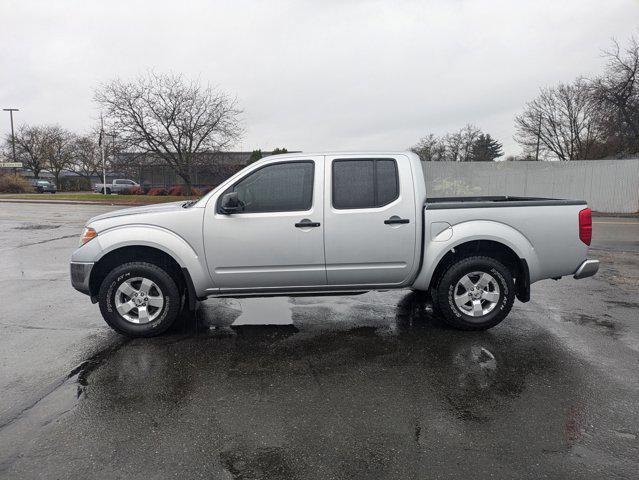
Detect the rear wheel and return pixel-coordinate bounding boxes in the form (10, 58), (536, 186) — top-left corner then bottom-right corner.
(434, 256), (515, 330)
(98, 262), (181, 337)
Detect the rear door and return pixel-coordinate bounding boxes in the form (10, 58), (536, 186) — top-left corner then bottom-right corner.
(323, 154), (417, 287)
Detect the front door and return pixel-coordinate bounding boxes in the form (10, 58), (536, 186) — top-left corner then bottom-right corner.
(203, 156), (326, 291)
(323, 154), (417, 287)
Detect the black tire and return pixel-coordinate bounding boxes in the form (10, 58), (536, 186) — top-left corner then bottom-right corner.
(105, 188), (111, 195)
(98, 262), (181, 337)
(434, 255), (515, 330)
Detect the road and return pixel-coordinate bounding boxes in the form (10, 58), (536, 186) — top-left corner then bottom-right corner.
(0, 203), (637, 479)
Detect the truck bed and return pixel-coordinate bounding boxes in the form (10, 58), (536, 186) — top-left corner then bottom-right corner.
(418, 196), (590, 286)
(425, 196), (586, 209)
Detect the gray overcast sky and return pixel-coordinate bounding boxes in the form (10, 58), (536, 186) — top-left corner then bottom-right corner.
(1, 0), (638, 157)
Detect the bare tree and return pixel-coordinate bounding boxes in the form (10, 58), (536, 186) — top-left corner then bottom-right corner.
(43, 126), (75, 187)
(458, 124), (482, 162)
(443, 131), (463, 162)
(437, 125), (482, 162)
(6, 125), (49, 178)
(71, 134), (101, 181)
(515, 80), (597, 160)
(411, 133), (446, 161)
(95, 72), (243, 193)
(411, 125), (503, 162)
(589, 36), (639, 156)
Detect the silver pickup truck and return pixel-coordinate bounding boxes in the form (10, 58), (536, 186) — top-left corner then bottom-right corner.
(94, 179), (140, 194)
(71, 151), (599, 337)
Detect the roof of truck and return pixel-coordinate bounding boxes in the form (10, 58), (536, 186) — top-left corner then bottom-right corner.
(260, 151), (414, 159)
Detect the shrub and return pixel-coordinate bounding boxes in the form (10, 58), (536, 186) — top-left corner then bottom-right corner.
(0, 174), (31, 193)
(147, 187), (168, 196)
(167, 185), (201, 196)
(121, 186), (145, 195)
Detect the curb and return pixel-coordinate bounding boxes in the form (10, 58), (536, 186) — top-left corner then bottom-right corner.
(592, 211), (639, 218)
(0, 199), (151, 206)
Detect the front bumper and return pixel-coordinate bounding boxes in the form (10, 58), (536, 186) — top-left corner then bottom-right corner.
(573, 259), (599, 279)
(70, 262), (93, 295)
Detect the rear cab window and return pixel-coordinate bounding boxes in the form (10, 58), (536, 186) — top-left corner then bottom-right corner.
(332, 158), (399, 209)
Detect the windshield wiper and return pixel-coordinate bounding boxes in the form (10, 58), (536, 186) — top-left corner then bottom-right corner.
(182, 200), (198, 208)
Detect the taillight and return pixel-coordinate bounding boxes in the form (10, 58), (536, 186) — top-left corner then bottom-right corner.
(579, 208), (592, 246)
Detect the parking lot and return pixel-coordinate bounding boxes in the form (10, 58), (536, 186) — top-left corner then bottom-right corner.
(0, 202), (638, 479)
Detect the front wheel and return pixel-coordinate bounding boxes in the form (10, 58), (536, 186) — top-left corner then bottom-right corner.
(98, 262), (181, 337)
(434, 256), (515, 330)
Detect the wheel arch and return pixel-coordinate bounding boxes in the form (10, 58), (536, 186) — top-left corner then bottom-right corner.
(429, 240), (530, 302)
(89, 245), (193, 303)
(86, 227), (209, 307)
(413, 220), (538, 303)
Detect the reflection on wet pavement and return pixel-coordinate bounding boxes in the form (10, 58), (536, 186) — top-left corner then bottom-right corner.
(3, 290), (637, 479)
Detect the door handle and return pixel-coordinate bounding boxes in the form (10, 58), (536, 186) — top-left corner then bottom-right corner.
(384, 216), (410, 225)
(295, 219), (321, 228)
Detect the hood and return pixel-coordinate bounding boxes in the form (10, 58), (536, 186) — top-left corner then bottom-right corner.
(87, 201), (190, 224)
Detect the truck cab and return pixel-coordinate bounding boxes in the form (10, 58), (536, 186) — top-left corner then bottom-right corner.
(205, 153), (421, 293)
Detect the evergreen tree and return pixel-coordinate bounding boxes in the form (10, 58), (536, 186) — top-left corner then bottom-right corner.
(248, 149), (262, 163)
(471, 134), (503, 161)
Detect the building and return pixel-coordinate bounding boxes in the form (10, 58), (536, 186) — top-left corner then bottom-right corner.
(113, 151), (297, 189)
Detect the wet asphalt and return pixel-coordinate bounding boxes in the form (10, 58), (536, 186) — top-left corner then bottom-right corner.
(0, 203), (638, 479)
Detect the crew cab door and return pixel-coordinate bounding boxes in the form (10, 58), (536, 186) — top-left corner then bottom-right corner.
(203, 156), (326, 291)
(324, 154), (417, 287)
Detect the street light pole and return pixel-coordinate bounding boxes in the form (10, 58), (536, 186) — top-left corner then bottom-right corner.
(3, 108), (19, 175)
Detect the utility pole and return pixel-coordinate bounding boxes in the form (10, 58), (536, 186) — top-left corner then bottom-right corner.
(534, 112), (542, 162)
(99, 115), (107, 195)
(3, 108), (19, 175)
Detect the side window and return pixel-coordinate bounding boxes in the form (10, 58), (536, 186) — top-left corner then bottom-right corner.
(332, 158), (399, 209)
(230, 161), (314, 213)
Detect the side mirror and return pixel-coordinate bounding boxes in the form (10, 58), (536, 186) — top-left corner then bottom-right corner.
(220, 192), (244, 214)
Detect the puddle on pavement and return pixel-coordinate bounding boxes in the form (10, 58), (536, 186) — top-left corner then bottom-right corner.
(13, 224), (61, 230)
(0, 340), (126, 468)
(555, 312), (618, 335)
(604, 299), (639, 309)
(220, 445), (294, 480)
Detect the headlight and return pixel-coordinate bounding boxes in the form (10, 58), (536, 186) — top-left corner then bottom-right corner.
(80, 227), (97, 246)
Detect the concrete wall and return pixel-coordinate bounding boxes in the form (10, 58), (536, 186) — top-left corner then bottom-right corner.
(422, 159), (639, 213)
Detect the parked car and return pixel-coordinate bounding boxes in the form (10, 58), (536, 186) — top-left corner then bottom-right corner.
(30, 179), (57, 193)
(71, 151), (599, 337)
(94, 179), (140, 194)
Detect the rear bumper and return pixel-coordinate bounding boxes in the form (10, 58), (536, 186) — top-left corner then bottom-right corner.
(573, 259), (599, 279)
(70, 262), (93, 295)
